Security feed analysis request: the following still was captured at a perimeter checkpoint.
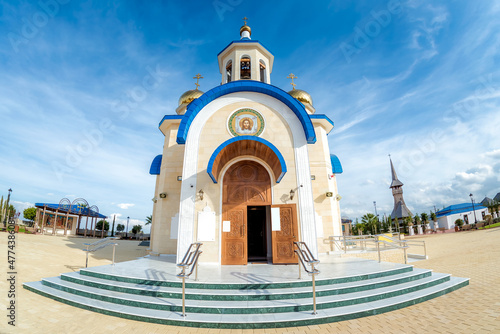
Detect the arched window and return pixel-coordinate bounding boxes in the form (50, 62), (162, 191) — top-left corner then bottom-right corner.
(226, 60), (232, 83)
(259, 60), (266, 83)
(240, 56), (251, 79)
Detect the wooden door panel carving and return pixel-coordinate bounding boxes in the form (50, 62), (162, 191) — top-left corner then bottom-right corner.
(221, 205), (246, 265)
(272, 204), (299, 264)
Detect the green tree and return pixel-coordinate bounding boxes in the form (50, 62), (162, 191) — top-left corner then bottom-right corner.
(352, 218), (362, 235)
(131, 224), (142, 234)
(404, 216), (413, 234)
(23, 207), (37, 221)
(145, 215), (152, 225)
(420, 212), (428, 233)
(381, 216), (390, 233)
(116, 224), (125, 232)
(430, 211), (437, 221)
(361, 213), (378, 235)
(4, 204), (15, 221)
(96, 220), (109, 231)
(455, 218), (464, 229)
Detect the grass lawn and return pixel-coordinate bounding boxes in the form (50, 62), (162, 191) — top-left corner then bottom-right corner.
(479, 222), (500, 229)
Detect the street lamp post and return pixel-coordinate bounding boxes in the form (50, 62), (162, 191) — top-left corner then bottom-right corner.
(469, 193), (478, 225)
(3, 188), (12, 227)
(126, 216), (130, 239)
(111, 215), (116, 237)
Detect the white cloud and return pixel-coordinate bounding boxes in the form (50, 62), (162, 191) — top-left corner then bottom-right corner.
(484, 149), (500, 159)
(117, 203), (135, 209)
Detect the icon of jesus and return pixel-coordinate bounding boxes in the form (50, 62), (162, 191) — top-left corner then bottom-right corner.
(238, 117), (254, 134)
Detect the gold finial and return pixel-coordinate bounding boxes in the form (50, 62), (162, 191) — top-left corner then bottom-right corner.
(287, 73), (297, 90)
(243, 16), (248, 25)
(193, 73), (203, 90)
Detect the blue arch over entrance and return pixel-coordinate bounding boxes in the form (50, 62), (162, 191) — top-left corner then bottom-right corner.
(207, 136), (287, 183)
(176, 81), (316, 145)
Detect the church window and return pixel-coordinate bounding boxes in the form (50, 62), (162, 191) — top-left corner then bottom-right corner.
(240, 56), (251, 79)
(259, 60), (266, 83)
(226, 60), (232, 83)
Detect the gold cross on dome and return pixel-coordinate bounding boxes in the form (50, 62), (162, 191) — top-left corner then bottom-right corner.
(287, 73), (297, 90)
(243, 17), (248, 25)
(193, 73), (203, 90)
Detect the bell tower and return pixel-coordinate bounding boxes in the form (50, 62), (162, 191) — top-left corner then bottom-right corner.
(389, 156), (412, 221)
(217, 18), (274, 84)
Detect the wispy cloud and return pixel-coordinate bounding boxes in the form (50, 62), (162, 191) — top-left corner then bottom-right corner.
(117, 203), (135, 210)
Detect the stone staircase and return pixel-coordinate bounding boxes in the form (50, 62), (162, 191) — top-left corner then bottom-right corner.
(23, 257), (469, 329)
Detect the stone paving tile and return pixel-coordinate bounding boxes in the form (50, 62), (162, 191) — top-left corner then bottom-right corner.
(1, 229), (499, 334)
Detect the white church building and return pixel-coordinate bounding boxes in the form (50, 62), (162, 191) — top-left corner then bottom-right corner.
(148, 21), (343, 265)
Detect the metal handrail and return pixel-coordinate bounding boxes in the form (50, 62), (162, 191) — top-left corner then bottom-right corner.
(177, 242), (203, 317)
(375, 235), (409, 264)
(405, 239), (427, 259)
(329, 235), (378, 252)
(294, 241), (320, 315)
(83, 237), (118, 268)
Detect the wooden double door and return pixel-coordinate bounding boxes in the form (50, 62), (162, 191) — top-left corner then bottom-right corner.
(221, 161), (298, 265)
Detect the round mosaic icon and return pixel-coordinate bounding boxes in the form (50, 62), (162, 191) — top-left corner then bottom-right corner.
(228, 109), (265, 137)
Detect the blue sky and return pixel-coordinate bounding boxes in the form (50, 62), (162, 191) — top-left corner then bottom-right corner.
(1, 0), (499, 231)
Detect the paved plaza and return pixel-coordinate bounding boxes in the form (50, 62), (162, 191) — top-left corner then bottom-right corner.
(1, 228), (499, 334)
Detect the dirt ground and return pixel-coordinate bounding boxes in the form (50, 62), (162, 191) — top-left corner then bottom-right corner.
(1, 229), (499, 334)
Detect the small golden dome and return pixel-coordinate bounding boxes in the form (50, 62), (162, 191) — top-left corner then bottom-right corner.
(240, 24), (251, 37)
(288, 89), (313, 105)
(178, 89), (204, 106)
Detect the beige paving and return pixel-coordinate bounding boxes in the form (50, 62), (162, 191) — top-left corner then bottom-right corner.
(1, 228), (499, 334)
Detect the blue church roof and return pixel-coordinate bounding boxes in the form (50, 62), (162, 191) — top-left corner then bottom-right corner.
(149, 155), (162, 175)
(436, 203), (486, 218)
(330, 154), (343, 174)
(175, 81), (317, 145)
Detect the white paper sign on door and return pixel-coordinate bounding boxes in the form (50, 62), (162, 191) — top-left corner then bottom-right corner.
(271, 207), (281, 231)
(197, 210), (215, 241)
(223, 220), (231, 232)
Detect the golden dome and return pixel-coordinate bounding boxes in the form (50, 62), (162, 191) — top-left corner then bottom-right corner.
(178, 89), (204, 106)
(240, 24), (251, 37)
(288, 89), (313, 105)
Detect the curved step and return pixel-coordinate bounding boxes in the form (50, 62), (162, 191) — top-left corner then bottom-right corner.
(60, 269), (432, 301)
(79, 258), (414, 289)
(23, 277), (469, 329)
(41, 273), (450, 314)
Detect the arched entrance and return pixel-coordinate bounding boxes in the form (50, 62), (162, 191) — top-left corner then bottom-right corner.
(221, 160), (298, 265)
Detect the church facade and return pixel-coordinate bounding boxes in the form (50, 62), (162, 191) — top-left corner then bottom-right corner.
(149, 22), (343, 265)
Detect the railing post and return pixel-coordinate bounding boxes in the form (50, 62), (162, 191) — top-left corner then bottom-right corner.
(377, 236), (381, 263)
(311, 263), (317, 315)
(343, 234), (346, 253)
(195, 261), (199, 281)
(85, 251), (89, 268)
(112, 243), (116, 265)
(404, 246), (407, 264)
(181, 269), (186, 317)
